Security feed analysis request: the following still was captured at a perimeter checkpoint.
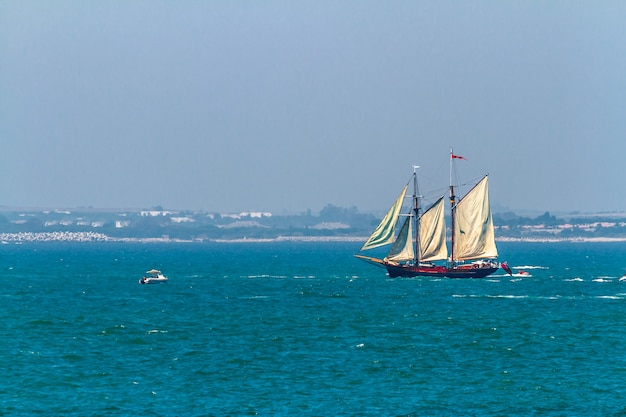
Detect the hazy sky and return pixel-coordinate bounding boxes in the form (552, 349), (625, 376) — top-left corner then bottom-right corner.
(2, 1), (626, 214)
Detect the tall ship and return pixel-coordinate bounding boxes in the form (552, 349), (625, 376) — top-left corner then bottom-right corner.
(356, 150), (511, 278)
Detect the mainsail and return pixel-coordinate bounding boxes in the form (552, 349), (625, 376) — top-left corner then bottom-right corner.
(452, 175), (498, 260)
(418, 196), (448, 262)
(360, 185), (408, 251)
(387, 216), (414, 262)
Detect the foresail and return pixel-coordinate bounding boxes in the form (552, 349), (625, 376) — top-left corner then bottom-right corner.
(452, 176), (498, 260)
(387, 216), (414, 262)
(419, 196), (448, 262)
(360, 185), (408, 251)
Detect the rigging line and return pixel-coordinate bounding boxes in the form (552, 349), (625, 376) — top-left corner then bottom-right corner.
(397, 175), (413, 201)
(450, 168), (486, 189)
(412, 173), (448, 206)
(457, 176), (489, 199)
(420, 196), (445, 211)
(449, 158), (484, 189)
(422, 185), (450, 199)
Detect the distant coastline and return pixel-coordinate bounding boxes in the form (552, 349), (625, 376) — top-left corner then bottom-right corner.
(497, 236), (626, 243)
(3, 231), (626, 244)
(3, 207), (626, 243)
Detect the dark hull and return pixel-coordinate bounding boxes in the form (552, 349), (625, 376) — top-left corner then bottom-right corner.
(384, 263), (499, 279)
(354, 255), (505, 279)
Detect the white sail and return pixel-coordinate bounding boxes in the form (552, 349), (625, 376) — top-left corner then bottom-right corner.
(419, 196), (448, 262)
(452, 176), (498, 260)
(360, 185), (408, 251)
(387, 216), (415, 262)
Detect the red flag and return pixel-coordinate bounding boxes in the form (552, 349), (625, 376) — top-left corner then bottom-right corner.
(451, 154), (466, 160)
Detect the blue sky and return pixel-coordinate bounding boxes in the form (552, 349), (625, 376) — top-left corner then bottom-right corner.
(2, 1), (626, 214)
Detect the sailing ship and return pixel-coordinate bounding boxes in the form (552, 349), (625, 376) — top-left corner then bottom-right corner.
(355, 150), (512, 278)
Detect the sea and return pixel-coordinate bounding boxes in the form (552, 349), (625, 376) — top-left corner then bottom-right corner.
(3, 240), (626, 416)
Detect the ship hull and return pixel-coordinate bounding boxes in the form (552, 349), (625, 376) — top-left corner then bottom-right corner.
(385, 263), (499, 279)
(354, 255), (502, 279)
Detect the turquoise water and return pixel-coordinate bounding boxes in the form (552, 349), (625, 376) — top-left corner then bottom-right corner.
(2, 241), (626, 416)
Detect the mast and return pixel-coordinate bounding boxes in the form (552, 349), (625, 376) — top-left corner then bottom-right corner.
(412, 165), (420, 264)
(449, 148), (455, 267)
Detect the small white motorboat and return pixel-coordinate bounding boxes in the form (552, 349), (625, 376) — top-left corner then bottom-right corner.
(139, 269), (168, 284)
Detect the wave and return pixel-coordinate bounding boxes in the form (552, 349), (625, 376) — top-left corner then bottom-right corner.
(486, 294), (529, 299)
(245, 274), (288, 279)
(452, 294), (529, 299)
(512, 265), (548, 270)
(452, 294), (618, 301)
(454, 293), (626, 301)
(245, 274), (320, 279)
